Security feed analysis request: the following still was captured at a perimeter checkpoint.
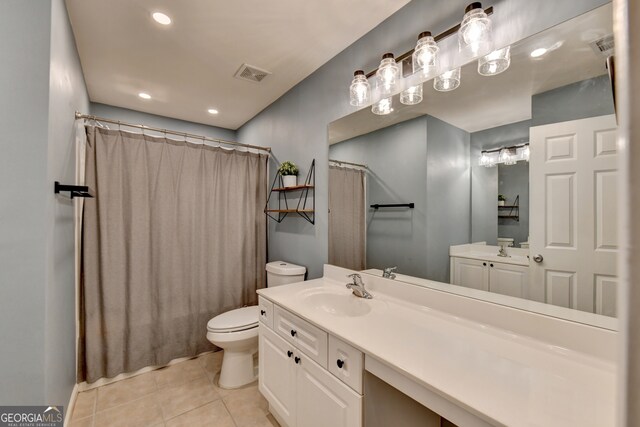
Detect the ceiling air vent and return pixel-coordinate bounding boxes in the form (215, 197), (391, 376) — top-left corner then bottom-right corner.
(234, 63), (271, 83)
(589, 34), (614, 58)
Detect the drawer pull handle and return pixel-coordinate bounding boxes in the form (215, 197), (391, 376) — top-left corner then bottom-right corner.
(287, 350), (293, 358)
(260, 310), (266, 316)
(290, 330), (297, 337)
(294, 356), (301, 364)
(336, 359), (345, 369)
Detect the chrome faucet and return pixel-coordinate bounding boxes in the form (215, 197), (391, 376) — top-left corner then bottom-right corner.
(346, 274), (373, 299)
(382, 266), (397, 279)
(497, 246), (509, 257)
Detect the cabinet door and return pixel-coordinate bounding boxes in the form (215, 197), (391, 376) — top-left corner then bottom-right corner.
(296, 352), (363, 427)
(488, 262), (529, 298)
(259, 325), (296, 427)
(451, 258), (488, 291)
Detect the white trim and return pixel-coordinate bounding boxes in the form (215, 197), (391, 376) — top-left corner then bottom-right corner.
(64, 383), (79, 426)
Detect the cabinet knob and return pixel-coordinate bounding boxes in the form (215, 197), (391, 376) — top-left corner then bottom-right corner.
(294, 356), (301, 364)
(287, 350), (293, 358)
(483, 262), (487, 266)
(260, 310), (266, 316)
(490, 263), (494, 267)
(336, 359), (345, 369)
(290, 330), (297, 337)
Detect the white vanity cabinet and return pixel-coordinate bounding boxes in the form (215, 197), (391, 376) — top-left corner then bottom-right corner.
(258, 297), (363, 427)
(450, 256), (529, 298)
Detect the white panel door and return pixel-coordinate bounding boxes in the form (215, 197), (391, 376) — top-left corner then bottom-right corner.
(296, 351), (362, 427)
(529, 115), (618, 315)
(488, 262), (529, 298)
(451, 257), (489, 291)
(259, 325), (297, 427)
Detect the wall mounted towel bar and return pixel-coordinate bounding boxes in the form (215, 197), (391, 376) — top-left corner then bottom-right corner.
(370, 203), (414, 209)
(54, 182), (94, 199)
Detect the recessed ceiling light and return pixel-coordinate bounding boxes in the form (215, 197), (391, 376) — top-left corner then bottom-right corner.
(207, 108), (219, 115)
(530, 48), (548, 58)
(138, 92), (151, 99)
(152, 12), (172, 25)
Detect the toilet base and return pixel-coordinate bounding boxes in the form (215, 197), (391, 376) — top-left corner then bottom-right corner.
(218, 349), (258, 389)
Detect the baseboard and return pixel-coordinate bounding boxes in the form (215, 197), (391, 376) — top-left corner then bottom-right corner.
(64, 383), (79, 427)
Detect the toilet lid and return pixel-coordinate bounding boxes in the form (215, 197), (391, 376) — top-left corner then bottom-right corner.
(207, 306), (259, 332)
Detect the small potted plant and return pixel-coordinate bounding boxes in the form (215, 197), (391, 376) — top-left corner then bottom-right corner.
(498, 194), (506, 206)
(279, 161), (299, 188)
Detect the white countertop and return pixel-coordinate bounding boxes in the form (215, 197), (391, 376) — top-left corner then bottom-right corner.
(257, 274), (616, 427)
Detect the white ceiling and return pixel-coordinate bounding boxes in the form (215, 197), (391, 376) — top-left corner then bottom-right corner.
(65, 0), (411, 130)
(329, 3), (613, 144)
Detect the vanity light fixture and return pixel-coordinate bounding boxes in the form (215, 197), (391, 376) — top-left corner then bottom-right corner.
(459, 2), (493, 58)
(376, 53), (400, 96)
(400, 84), (423, 106)
(478, 46), (511, 76)
(138, 92), (151, 99)
(152, 12), (172, 25)
(530, 47), (548, 58)
(207, 108), (219, 115)
(412, 32), (439, 78)
(349, 70), (371, 107)
(434, 68), (461, 92)
(499, 148), (518, 165)
(479, 151), (498, 167)
(480, 143), (529, 167)
(521, 145), (530, 161)
(371, 97), (393, 115)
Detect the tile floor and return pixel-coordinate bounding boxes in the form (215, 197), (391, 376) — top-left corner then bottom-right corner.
(70, 351), (280, 427)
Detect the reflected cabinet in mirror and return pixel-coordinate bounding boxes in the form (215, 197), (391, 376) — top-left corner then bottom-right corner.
(327, 4), (617, 327)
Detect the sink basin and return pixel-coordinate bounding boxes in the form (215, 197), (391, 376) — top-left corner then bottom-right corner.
(302, 291), (372, 317)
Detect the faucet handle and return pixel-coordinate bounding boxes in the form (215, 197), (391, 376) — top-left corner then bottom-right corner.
(383, 266), (397, 273)
(347, 273), (363, 285)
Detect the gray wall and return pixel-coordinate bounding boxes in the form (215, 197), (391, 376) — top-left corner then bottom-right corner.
(330, 117), (429, 278)
(470, 119), (531, 245)
(90, 103), (236, 141)
(0, 0), (89, 406)
(532, 74), (615, 126)
(238, 0), (609, 279)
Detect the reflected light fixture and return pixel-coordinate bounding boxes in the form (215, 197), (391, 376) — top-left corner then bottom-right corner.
(412, 32), (439, 78)
(400, 84), (423, 106)
(478, 46), (511, 76)
(499, 148), (517, 165)
(376, 53), (399, 96)
(530, 47), (548, 58)
(459, 2), (493, 58)
(152, 12), (172, 25)
(434, 68), (461, 92)
(207, 108), (219, 115)
(521, 145), (530, 161)
(138, 92), (151, 99)
(371, 97), (393, 115)
(349, 70), (370, 107)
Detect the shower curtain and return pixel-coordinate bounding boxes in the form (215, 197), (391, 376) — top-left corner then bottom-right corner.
(80, 127), (267, 382)
(328, 165), (366, 270)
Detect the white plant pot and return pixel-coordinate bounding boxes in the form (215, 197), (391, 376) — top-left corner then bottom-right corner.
(498, 200), (505, 206)
(282, 175), (297, 188)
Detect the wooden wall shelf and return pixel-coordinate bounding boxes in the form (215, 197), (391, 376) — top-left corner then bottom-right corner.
(264, 160), (315, 224)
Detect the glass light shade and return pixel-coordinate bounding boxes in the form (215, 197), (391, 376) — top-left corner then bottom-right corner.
(412, 32), (439, 77)
(459, 3), (493, 58)
(349, 71), (370, 107)
(480, 151), (498, 167)
(376, 53), (399, 96)
(520, 145), (530, 161)
(371, 97), (393, 115)
(478, 46), (511, 76)
(500, 148), (517, 165)
(434, 68), (461, 92)
(400, 84), (423, 105)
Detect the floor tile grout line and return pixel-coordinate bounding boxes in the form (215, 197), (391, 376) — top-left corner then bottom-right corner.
(162, 395), (224, 424)
(220, 398), (239, 427)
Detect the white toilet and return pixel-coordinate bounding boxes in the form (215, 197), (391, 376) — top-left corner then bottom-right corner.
(206, 261), (306, 389)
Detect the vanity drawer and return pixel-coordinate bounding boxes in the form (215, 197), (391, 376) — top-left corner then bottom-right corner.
(274, 305), (328, 368)
(328, 335), (364, 394)
(258, 297), (274, 329)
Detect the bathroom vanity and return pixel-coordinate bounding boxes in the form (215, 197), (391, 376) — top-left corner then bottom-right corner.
(257, 265), (616, 427)
(449, 244), (530, 299)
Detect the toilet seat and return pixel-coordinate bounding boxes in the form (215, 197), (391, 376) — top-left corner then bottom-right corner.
(207, 306), (259, 333)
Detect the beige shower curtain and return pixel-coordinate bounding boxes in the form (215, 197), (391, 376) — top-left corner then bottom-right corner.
(80, 127), (267, 382)
(328, 165), (366, 270)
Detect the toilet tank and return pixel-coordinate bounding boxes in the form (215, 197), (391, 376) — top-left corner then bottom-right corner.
(266, 261), (306, 287)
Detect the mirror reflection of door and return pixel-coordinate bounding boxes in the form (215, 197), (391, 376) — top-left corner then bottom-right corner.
(328, 165), (366, 270)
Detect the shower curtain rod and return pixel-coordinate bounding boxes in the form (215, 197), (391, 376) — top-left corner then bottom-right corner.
(75, 112), (271, 153)
(329, 159), (368, 169)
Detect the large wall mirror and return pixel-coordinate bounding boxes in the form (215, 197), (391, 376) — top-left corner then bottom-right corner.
(327, 4), (617, 328)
